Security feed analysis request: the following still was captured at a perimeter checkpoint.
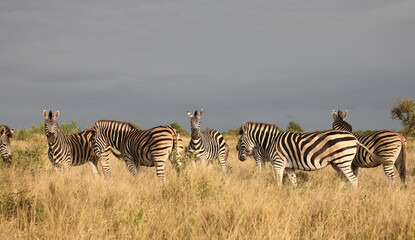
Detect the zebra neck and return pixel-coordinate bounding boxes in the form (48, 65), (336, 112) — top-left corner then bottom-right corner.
(251, 130), (279, 153)
(48, 131), (66, 148)
(189, 134), (204, 150)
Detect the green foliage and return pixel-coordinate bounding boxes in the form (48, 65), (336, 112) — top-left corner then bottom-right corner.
(391, 97), (415, 136)
(14, 123), (45, 140)
(353, 130), (378, 135)
(286, 121), (304, 133)
(170, 122), (189, 137)
(130, 122), (141, 130)
(12, 144), (45, 171)
(222, 128), (240, 139)
(59, 120), (81, 134)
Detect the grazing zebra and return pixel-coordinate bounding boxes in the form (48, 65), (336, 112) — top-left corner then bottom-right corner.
(187, 109), (228, 172)
(236, 122), (384, 189)
(91, 120), (183, 180)
(0, 125), (13, 163)
(332, 110), (407, 183)
(236, 140), (268, 172)
(43, 110), (100, 175)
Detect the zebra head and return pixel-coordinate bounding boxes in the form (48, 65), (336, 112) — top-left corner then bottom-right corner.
(43, 110), (60, 144)
(237, 122), (255, 162)
(0, 126), (13, 163)
(187, 109), (203, 139)
(332, 110), (352, 132)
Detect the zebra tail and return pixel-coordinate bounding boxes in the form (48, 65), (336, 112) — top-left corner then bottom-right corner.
(171, 129), (182, 169)
(355, 141), (392, 166)
(397, 135), (407, 183)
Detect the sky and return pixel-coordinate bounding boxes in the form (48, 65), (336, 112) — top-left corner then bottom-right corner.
(1, 0), (414, 133)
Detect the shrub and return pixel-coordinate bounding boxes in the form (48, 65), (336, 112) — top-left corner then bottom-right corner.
(170, 123), (189, 137)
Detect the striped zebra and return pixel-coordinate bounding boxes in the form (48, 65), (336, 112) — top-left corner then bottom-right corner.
(332, 110), (407, 183)
(236, 122), (384, 189)
(236, 142), (268, 172)
(0, 125), (13, 163)
(91, 120), (183, 180)
(187, 109), (228, 172)
(43, 110), (100, 175)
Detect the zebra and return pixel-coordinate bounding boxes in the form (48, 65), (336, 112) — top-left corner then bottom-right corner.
(43, 110), (100, 176)
(332, 110), (407, 183)
(236, 140), (268, 172)
(0, 125), (13, 163)
(91, 120), (183, 180)
(237, 122), (390, 189)
(187, 109), (228, 172)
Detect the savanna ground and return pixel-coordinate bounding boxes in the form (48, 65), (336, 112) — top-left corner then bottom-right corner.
(0, 133), (414, 239)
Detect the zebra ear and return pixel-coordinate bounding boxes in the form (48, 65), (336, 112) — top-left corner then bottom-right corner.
(332, 110), (338, 119)
(187, 111), (193, 118)
(0, 126), (4, 135)
(54, 111), (60, 120)
(343, 110), (348, 120)
(199, 109), (204, 118)
(43, 110), (49, 120)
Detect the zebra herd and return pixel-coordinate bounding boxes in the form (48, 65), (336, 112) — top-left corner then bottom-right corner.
(0, 109), (407, 189)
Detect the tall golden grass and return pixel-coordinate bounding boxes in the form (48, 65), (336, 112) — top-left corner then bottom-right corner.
(0, 134), (414, 239)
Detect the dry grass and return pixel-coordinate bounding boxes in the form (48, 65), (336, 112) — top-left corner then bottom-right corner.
(0, 134), (414, 239)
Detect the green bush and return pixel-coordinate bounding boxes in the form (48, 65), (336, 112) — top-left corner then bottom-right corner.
(14, 123), (45, 140)
(170, 123), (189, 137)
(222, 128), (240, 139)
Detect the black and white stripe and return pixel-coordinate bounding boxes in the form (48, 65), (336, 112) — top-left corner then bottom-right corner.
(237, 122), (361, 188)
(236, 140), (268, 172)
(0, 125), (13, 163)
(91, 120), (183, 180)
(332, 110), (407, 183)
(43, 110), (99, 175)
(187, 109), (228, 172)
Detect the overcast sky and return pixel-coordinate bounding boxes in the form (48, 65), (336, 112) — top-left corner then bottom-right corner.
(1, 0), (414, 133)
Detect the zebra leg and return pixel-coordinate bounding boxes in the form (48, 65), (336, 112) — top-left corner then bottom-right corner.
(124, 156), (139, 176)
(285, 168), (298, 188)
(95, 145), (112, 178)
(330, 163), (348, 188)
(382, 164), (396, 181)
(351, 163), (359, 178)
(219, 143), (229, 173)
(271, 159), (285, 187)
(152, 152), (167, 181)
(88, 161), (100, 177)
(331, 162), (358, 189)
(254, 151), (262, 172)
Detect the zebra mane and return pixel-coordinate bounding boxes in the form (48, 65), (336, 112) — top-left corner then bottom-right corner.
(96, 120), (136, 129)
(241, 122), (279, 133)
(49, 111), (53, 119)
